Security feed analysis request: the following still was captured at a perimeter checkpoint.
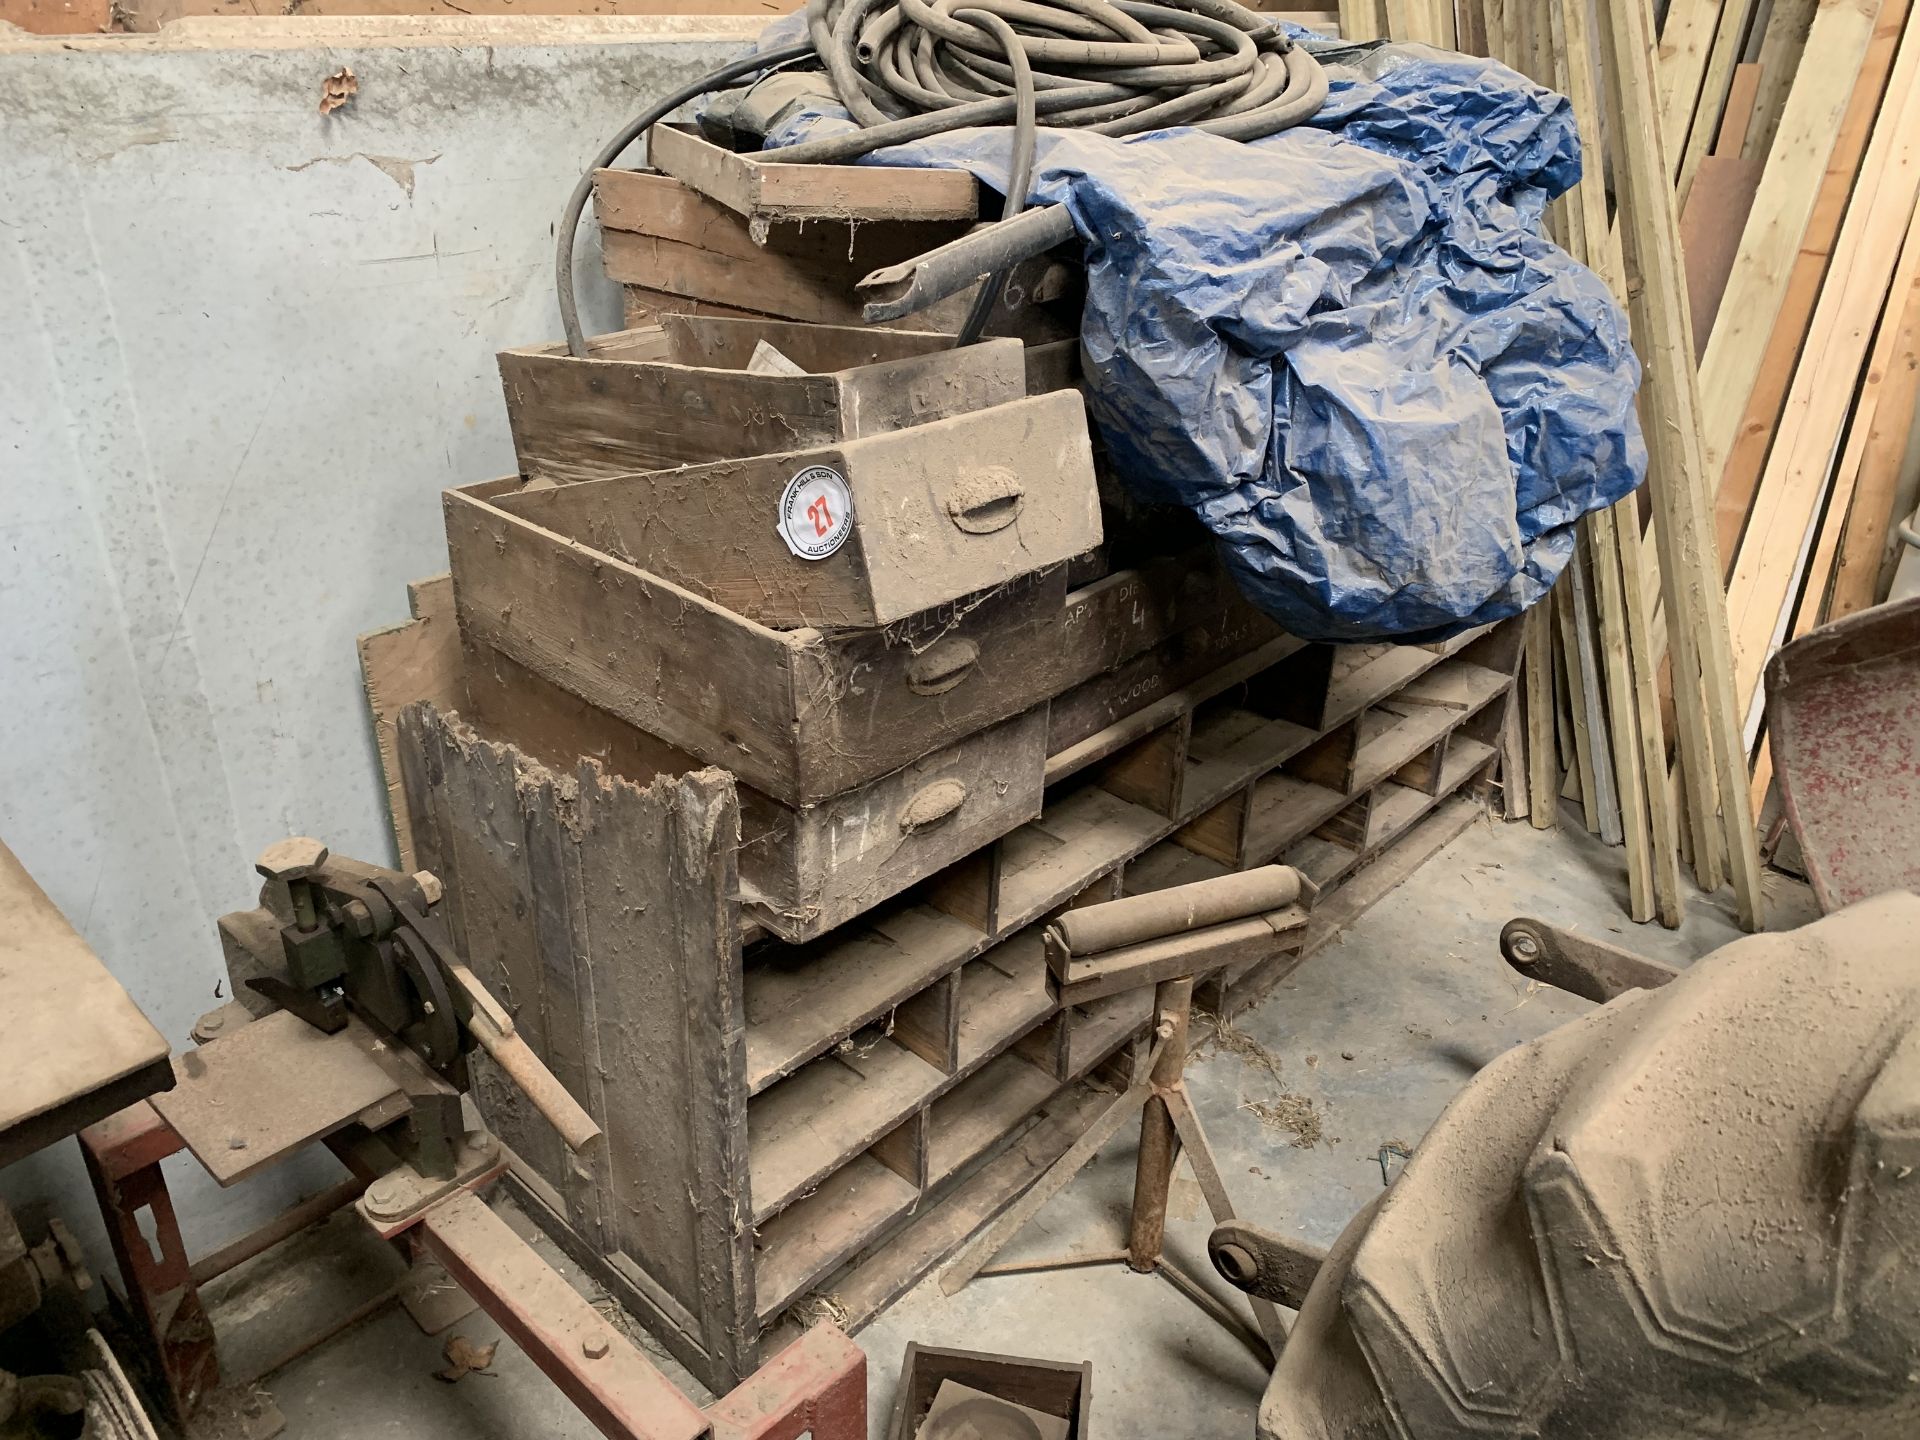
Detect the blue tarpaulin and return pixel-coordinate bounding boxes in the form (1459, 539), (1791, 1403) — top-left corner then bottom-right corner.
(754, 33), (1645, 641)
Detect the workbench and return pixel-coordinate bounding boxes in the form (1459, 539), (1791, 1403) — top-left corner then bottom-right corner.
(0, 840), (173, 1169)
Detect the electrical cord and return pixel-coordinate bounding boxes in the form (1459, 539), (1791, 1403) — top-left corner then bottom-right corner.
(556, 0), (1327, 354)
(556, 40), (815, 356)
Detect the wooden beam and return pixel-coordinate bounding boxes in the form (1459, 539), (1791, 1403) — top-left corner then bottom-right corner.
(1338, 0), (1386, 40)
(1675, 4), (1760, 208)
(1553, 583), (1603, 835)
(1593, 0), (1769, 929)
(1725, 22), (1920, 741)
(1696, 0), (1882, 483)
(1551, 0), (1676, 922)
(1829, 228), (1920, 618)
(1744, 0), (1821, 162)
(1711, 0), (1911, 569)
(1795, 205), (1920, 632)
(1656, 0), (1729, 179)
(1523, 603), (1558, 830)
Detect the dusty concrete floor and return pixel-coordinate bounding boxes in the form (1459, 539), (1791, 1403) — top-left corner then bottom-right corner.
(206, 809), (1817, 1440)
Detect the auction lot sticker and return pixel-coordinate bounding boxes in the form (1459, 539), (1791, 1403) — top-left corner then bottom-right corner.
(777, 465), (855, 560)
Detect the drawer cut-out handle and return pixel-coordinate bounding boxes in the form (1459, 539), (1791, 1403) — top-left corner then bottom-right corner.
(947, 469), (1025, 534)
(899, 779), (969, 833)
(906, 638), (980, 696)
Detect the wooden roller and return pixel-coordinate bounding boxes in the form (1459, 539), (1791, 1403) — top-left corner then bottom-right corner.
(1049, 865), (1305, 957)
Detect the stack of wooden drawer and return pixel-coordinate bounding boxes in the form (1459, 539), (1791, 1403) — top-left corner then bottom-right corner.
(363, 173), (1520, 1395)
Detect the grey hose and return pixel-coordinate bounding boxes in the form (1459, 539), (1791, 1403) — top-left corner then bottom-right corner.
(555, 0), (1326, 352)
(556, 40), (815, 357)
(766, 0), (1328, 165)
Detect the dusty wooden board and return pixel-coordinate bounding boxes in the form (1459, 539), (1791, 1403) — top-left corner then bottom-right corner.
(1046, 605), (1289, 761)
(1554, 0), (1690, 925)
(738, 708), (1050, 942)
(1338, 0), (1385, 40)
(1744, 0), (1820, 161)
(1696, 0), (1882, 483)
(357, 574), (460, 872)
(1725, 23), (1920, 739)
(497, 391), (1101, 629)
(1792, 206), (1920, 626)
(954, 939), (1054, 1070)
(399, 712), (760, 1389)
(744, 907), (980, 1094)
(649, 123), (979, 225)
(1829, 229), (1920, 619)
(595, 168), (960, 268)
(1711, 0), (1913, 572)
(1654, 0), (1727, 172)
(780, 1074), (1120, 1337)
(1673, 6), (1756, 207)
(748, 1039), (945, 1224)
(151, 1013), (400, 1186)
(753, 1154), (920, 1322)
(0, 840), (173, 1166)
(927, 1051), (1061, 1186)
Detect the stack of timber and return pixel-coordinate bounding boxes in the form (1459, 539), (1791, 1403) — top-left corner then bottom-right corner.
(1347, 0), (1920, 931)
(357, 133), (1519, 1395)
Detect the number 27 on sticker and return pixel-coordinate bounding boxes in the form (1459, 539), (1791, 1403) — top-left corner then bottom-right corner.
(806, 494), (835, 537)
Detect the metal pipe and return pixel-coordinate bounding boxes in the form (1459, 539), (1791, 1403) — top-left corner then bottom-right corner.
(187, 1175), (370, 1286)
(859, 204), (1078, 321)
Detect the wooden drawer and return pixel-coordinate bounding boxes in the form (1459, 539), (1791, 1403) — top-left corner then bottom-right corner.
(451, 638), (1045, 944)
(447, 478), (1076, 805)
(490, 392), (1101, 630)
(740, 708), (1048, 940)
(499, 316), (1029, 486)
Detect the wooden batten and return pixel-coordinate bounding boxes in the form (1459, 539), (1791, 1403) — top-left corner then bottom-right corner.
(1592, 0), (1767, 930)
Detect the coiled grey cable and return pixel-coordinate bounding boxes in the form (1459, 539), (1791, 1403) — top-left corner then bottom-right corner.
(555, 0), (1327, 353)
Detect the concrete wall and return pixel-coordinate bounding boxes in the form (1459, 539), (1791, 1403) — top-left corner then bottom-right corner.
(0, 15), (758, 1255)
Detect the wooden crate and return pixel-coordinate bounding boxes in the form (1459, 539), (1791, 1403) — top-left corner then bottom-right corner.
(499, 318), (1029, 486)
(885, 1343), (1093, 1440)
(490, 391), (1103, 629)
(595, 167), (1081, 342)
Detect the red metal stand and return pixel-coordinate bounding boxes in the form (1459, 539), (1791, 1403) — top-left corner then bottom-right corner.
(79, 1102), (866, 1440)
(78, 1103), (214, 1426)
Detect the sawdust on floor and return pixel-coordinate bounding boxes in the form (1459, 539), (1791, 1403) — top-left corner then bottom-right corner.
(1242, 1094), (1324, 1149)
(1195, 1009), (1286, 1082)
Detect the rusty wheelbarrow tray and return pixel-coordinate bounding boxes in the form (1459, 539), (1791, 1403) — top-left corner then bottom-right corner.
(1765, 593), (1920, 912)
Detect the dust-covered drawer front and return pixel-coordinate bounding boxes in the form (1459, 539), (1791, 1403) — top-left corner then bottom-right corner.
(739, 707), (1049, 943)
(445, 480), (1074, 805)
(490, 391), (1102, 630)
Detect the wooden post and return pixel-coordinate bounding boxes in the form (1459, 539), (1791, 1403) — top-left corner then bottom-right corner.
(1127, 976), (1192, 1272)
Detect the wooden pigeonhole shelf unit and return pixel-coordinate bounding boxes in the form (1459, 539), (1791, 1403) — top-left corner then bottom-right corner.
(360, 163), (1519, 1395)
(371, 565), (1514, 1393)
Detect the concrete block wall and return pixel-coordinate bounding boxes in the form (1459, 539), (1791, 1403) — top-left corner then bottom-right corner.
(0, 14), (759, 1256)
